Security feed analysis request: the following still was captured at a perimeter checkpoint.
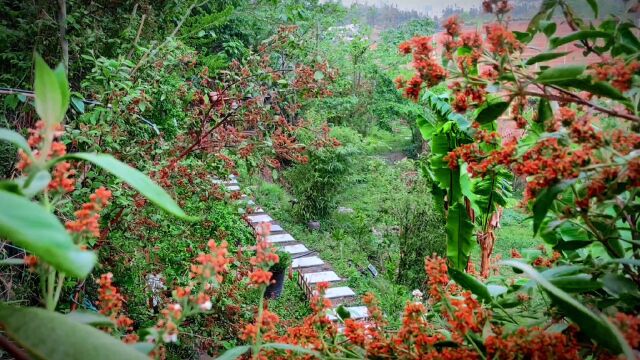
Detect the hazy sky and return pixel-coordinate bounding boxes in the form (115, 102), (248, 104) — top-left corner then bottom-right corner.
(337, 0), (480, 16)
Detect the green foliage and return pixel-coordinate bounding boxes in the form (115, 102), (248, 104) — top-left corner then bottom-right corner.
(287, 144), (358, 221)
(394, 181), (446, 289)
(0, 190), (95, 278)
(0, 303), (149, 360)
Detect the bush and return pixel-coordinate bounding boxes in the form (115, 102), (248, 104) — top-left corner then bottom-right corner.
(393, 179), (446, 289)
(286, 144), (359, 221)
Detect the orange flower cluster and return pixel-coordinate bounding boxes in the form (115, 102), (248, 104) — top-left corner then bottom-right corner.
(248, 223), (279, 287)
(189, 240), (232, 284)
(398, 36), (447, 100)
(156, 303), (182, 343)
(96, 272), (134, 332)
(65, 187), (112, 237)
(590, 58), (640, 92)
(443, 291), (488, 342)
(425, 255), (450, 301)
(485, 327), (580, 360)
(16, 121), (76, 193)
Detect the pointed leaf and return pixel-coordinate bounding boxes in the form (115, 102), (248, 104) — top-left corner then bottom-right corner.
(586, 0), (598, 17)
(475, 100), (510, 124)
(215, 346), (250, 360)
(537, 98), (553, 123)
(550, 30), (610, 48)
(261, 343), (322, 358)
(532, 180), (575, 235)
(65, 311), (115, 327)
(536, 65), (586, 84)
(34, 55), (69, 125)
(0, 128), (33, 158)
(62, 153), (193, 221)
(500, 260), (633, 357)
(449, 268), (492, 303)
(0, 190), (96, 278)
(0, 304), (149, 360)
(446, 202), (475, 270)
(525, 51), (570, 65)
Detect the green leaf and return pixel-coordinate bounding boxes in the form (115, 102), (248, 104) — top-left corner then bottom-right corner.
(446, 202), (475, 271)
(512, 31), (532, 43)
(537, 98), (553, 123)
(527, 0), (558, 32)
(536, 65), (586, 84)
(586, 0), (598, 17)
(65, 311), (115, 327)
(602, 273), (637, 297)
(555, 78), (626, 101)
(0, 190), (96, 278)
(129, 342), (155, 355)
(261, 343), (322, 358)
(62, 153), (193, 221)
(313, 71), (324, 80)
(525, 51), (570, 65)
(539, 20), (557, 37)
(475, 100), (510, 125)
(336, 304), (351, 320)
(532, 180), (575, 235)
(34, 54), (69, 125)
(0, 128), (33, 159)
(549, 274), (602, 293)
(71, 97), (85, 113)
(215, 346), (250, 360)
(19, 170), (51, 198)
(550, 31), (611, 48)
(0, 304), (149, 360)
(500, 260), (633, 357)
(449, 268), (492, 303)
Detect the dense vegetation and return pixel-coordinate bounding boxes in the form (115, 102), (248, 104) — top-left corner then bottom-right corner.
(1, 0), (640, 359)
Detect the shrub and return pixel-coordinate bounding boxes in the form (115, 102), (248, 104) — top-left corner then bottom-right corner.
(286, 144), (359, 221)
(393, 180), (446, 289)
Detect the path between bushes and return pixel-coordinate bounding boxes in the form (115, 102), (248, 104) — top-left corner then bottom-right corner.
(215, 175), (369, 322)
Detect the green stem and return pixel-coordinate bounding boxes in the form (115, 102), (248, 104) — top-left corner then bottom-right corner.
(252, 286), (266, 360)
(46, 267), (56, 311)
(52, 272), (65, 310)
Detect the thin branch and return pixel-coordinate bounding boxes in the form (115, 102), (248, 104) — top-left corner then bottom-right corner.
(58, 0), (68, 72)
(130, 0), (208, 76)
(127, 14), (147, 59)
(522, 90), (640, 123)
(0, 334), (31, 360)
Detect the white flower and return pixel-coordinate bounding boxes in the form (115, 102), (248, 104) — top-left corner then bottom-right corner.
(162, 332), (178, 343)
(199, 300), (212, 311)
(412, 289), (423, 299)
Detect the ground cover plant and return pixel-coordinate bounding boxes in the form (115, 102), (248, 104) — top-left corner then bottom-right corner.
(0, 0), (639, 359)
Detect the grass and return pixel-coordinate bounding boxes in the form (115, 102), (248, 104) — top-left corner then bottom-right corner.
(243, 122), (540, 328)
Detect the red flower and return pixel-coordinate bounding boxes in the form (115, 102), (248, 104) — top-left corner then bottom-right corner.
(443, 16), (462, 37)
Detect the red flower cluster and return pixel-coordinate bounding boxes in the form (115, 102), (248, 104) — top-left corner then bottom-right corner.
(590, 58), (640, 92)
(485, 327), (580, 360)
(482, 0), (513, 15)
(443, 290), (488, 342)
(611, 313), (640, 348)
(66, 187), (112, 238)
(398, 36), (447, 100)
(485, 24), (523, 56)
(425, 255), (450, 301)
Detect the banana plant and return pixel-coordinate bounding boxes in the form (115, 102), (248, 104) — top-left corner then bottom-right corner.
(418, 90), (512, 274)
